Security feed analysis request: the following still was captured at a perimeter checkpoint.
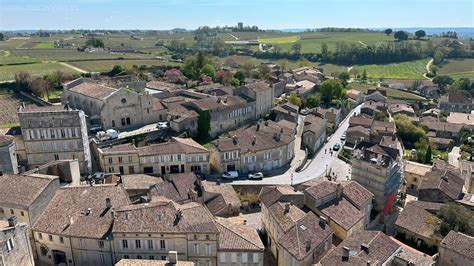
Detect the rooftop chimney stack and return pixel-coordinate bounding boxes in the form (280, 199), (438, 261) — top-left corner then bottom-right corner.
(168, 251), (178, 264)
(342, 246), (350, 261)
(305, 239), (311, 252)
(106, 198), (112, 209)
(284, 203), (290, 214)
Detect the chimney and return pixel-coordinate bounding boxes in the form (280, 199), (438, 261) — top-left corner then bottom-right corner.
(319, 216), (327, 228)
(256, 123), (260, 131)
(367, 261), (372, 266)
(85, 208), (92, 215)
(105, 198), (112, 209)
(336, 183), (343, 199)
(111, 208), (116, 219)
(168, 251), (178, 264)
(284, 203), (290, 214)
(342, 246), (350, 260)
(252, 135), (257, 146)
(217, 97), (222, 103)
(265, 121), (269, 126)
(361, 243), (370, 253)
(305, 239), (311, 252)
(223, 97), (228, 103)
(243, 219), (247, 225)
(69, 215), (75, 225)
(7, 216), (17, 227)
(176, 209), (183, 221)
(232, 135), (238, 145)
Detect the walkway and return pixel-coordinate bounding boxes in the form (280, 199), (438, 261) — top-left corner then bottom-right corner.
(60, 62), (88, 73)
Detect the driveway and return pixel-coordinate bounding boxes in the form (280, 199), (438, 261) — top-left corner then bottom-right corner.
(231, 105), (361, 185)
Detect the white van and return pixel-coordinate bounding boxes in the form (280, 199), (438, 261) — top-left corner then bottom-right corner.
(222, 171), (239, 179)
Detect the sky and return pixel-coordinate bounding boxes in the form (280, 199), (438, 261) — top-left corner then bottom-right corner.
(0, 0), (473, 30)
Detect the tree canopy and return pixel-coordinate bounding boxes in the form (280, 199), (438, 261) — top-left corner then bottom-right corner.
(394, 31), (409, 41)
(384, 29), (393, 35)
(320, 80), (344, 105)
(415, 30), (426, 39)
(85, 37), (104, 48)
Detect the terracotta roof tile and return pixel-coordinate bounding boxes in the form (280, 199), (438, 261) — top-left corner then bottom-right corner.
(69, 82), (118, 100)
(0, 174), (59, 209)
(216, 218), (264, 251)
(440, 231), (474, 259)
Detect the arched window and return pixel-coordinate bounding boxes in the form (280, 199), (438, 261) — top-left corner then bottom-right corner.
(126, 117), (131, 125)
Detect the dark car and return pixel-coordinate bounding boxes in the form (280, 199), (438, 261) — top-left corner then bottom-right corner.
(333, 143), (341, 151)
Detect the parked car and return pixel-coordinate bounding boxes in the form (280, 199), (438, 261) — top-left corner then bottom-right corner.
(89, 126), (103, 134)
(340, 133), (346, 141)
(222, 171), (239, 179)
(157, 121), (168, 129)
(97, 129), (119, 141)
(333, 143), (341, 151)
(248, 172), (263, 180)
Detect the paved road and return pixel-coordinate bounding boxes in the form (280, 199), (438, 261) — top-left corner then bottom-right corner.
(230, 105), (361, 185)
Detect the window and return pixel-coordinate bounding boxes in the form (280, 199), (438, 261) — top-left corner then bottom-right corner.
(231, 253), (237, 263)
(135, 239), (141, 249)
(71, 128), (76, 137)
(194, 243), (200, 254)
(149, 255), (154, 260)
(161, 256), (167, 260)
(50, 129), (55, 138)
(10, 209), (14, 215)
(253, 253), (259, 263)
(205, 244), (211, 255)
(129, 166), (135, 174)
(122, 239), (129, 249)
(59, 237), (64, 244)
(123, 255), (129, 259)
(98, 240), (104, 248)
(79, 239), (85, 248)
(160, 239), (166, 250)
(61, 129), (65, 138)
(38, 233), (43, 240)
(118, 157), (123, 163)
(206, 261), (211, 266)
(177, 154), (182, 161)
(48, 235), (53, 242)
(206, 235), (210, 240)
(128, 156), (133, 163)
(20, 211), (24, 216)
(121, 98), (127, 104)
(6, 238), (14, 252)
(242, 253), (248, 263)
(219, 253), (226, 262)
(136, 255), (142, 259)
(413, 177), (418, 182)
(148, 240), (153, 250)
(54, 154), (59, 160)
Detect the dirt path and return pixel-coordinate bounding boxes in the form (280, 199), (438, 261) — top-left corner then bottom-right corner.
(423, 58), (434, 80)
(60, 62), (87, 73)
(227, 33), (239, 40)
(358, 41), (368, 47)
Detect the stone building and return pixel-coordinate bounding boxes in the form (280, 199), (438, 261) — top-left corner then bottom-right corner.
(62, 78), (157, 130)
(404, 161), (432, 191)
(0, 135), (18, 174)
(32, 184), (131, 266)
(351, 141), (403, 213)
(438, 231), (474, 266)
(439, 89), (474, 113)
(302, 115), (327, 156)
(418, 169), (464, 203)
(0, 173), (60, 259)
(112, 199), (219, 266)
(211, 120), (295, 174)
(18, 105), (91, 174)
(235, 81), (274, 119)
(0, 217), (35, 266)
(96, 137), (210, 176)
(460, 159), (474, 194)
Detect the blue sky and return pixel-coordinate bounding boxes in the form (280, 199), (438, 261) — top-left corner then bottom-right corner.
(0, 0), (473, 30)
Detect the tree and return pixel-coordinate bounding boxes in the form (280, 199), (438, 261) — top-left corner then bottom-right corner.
(438, 203), (474, 236)
(320, 80), (343, 105)
(288, 93), (302, 106)
(258, 64), (271, 80)
(384, 29), (393, 35)
(321, 43), (329, 61)
(201, 64), (216, 79)
(241, 61), (255, 78)
(85, 37), (104, 48)
(415, 30), (426, 39)
(14, 71), (31, 92)
(291, 42), (302, 56)
(28, 77), (52, 100)
(165, 68), (183, 83)
(229, 78), (240, 87)
(394, 31), (409, 41)
(432, 75), (454, 88)
(109, 65), (124, 77)
(305, 94), (320, 108)
(425, 144), (432, 164)
(361, 70), (368, 82)
(234, 71), (245, 85)
(451, 77), (471, 91)
(0, 33), (4, 41)
(338, 72), (351, 87)
(394, 114), (427, 148)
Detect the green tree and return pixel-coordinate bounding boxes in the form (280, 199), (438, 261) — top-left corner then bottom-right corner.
(288, 93), (302, 106)
(241, 61), (255, 78)
(321, 43), (329, 61)
(394, 31), (409, 41)
(85, 37), (104, 48)
(384, 28), (393, 35)
(197, 110), (211, 142)
(258, 64), (271, 80)
(338, 72), (351, 87)
(425, 144), (432, 164)
(361, 70), (368, 82)
(14, 71), (31, 92)
(229, 78), (240, 87)
(0, 33), (4, 41)
(432, 75), (454, 89)
(320, 80), (343, 105)
(394, 114), (427, 148)
(201, 64), (216, 79)
(305, 94), (320, 108)
(291, 42), (302, 56)
(234, 71), (245, 85)
(451, 77), (471, 91)
(109, 65), (124, 76)
(415, 30), (426, 39)
(438, 203), (474, 236)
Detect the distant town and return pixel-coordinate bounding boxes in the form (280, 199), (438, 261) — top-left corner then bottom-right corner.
(0, 21), (473, 266)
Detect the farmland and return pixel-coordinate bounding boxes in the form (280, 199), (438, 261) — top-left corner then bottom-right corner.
(69, 59), (180, 72)
(349, 83), (427, 101)
(258, 36), (300, 44)
(351, 59), (428, 80)
(437, 58), (474, 78)
(0, 62), (78, 81)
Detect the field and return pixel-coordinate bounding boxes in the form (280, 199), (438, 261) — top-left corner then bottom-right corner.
(437, 58), (474, 79)
(349, 83), (427, 101)
(351, 59), (428, 80)
(33, 42), (55, 49)
(258, 36), (300, 44)
(69, 59), (180, 72)
(0, 63), (78, 81)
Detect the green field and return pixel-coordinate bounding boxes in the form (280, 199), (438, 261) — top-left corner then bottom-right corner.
(33, 42), (55, 49)
(258, 36), (300, 44)
(349, 83), (427, 101)
(69, 59), (180, 72)
(0, 63), (78, 81)
(351, 59), (428, 80)
(437, 58), (474, 79)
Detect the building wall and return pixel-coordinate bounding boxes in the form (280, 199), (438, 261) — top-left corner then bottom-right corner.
(34, 232), (74, 265)
(303, 129), (326, 155)
(276, 235), (331, 266)
(218, 251), (263, 266)
(19, 110), (91, 173)
(439, 246), (472, 266)
(404, 171), (428, 190)
(99, 152), (140, 175)
(209, 102), (256, 138)
(0, 222), (34, 266)
(71, 237), (114, 266)
(0, 141), (18, 174)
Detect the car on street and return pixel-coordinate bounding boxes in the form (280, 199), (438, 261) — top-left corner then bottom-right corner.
(340, 133), (346, 141)
(222, 171), (239, 179)
(333, 143), (341, 151)
(248, 172), (263, 180)
(157, 121), (168, 129)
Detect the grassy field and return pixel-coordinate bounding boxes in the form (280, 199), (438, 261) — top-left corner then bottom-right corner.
(0, 62), (78, 81)
(69, 59), (180, 72)
(33, 42), (55, 49)
(258, 36), (300, 44)
(351, 59), (428, 80)
(349, 83), (427, 101)
(437, 58), (474, 79)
